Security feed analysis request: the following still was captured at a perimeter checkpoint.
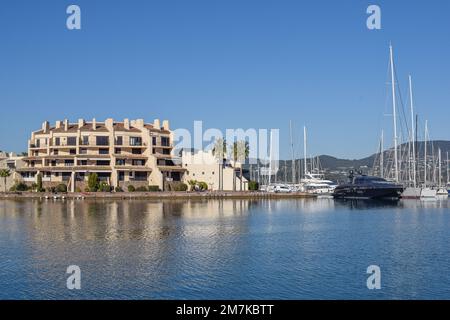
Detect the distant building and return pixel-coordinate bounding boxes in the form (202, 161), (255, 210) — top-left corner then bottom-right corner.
(17, 118), (186, 191)
(0, 152), (25, 191)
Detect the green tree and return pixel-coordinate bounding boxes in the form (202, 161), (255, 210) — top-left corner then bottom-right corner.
(212, 138), (227, 191)
(87, 173), (99, 192)
(0, 169), (11, 193)
(36, 173), (43, 192)
(232, 141), (250, 191)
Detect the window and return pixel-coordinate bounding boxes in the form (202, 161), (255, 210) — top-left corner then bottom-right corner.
(152, 148), (156, 154)
(53, 150), (59, 155)
(96, 136), (109, 146)
(115, 148), (121, 154)
(130, 137), (142, 146)
(96, 160), (110, 166)
(152, 137), (157, 145)
(70, 149), (76, 155)
(162, 149), (170, 155)
(161, 136), (170, 146)
(132, 148), (142, 155)
(82, 136), (89, 145)
(51, 161), (56, 167)
(118, 171), (125, 181)
(64, 160), (74, 167)
(99, 148), (109, 155)
(62, 172), (71, 181)
(132, 159), (145, 166)
(116, 159), (126, 166)
(116, 136), (123, 146)
(80, 160), (87, 166)
(67, 137), (77, 146)
(55, 137), (60, 146)
(80, 148), (87, 154)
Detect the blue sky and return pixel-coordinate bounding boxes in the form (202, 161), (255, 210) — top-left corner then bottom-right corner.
(0, 0), (449, 159)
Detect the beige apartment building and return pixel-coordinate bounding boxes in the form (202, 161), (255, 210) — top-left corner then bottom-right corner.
(17, 118), (185, 191)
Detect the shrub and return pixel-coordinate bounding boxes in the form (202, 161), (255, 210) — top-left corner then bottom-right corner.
(55, 184), (67, 193)
(135, 186), (148, 192)
(75, 187), (82, 193)
(171, 182), (187, 192)
(197, 181), (208, 191)
(127, 185), (136, 192)
(115, 186), (123, 192)
(87, 173), (99, 192)
(148, 185), (161, 192)
(98, 182), (112, 192)
(248, 180), (259, 191)
(10, 182), (29, 192)
(84, 187), (90, 192)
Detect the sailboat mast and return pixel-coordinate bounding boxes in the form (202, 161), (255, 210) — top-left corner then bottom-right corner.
(409, 75), (417, 187)
(268, 131), (273, 185)
(424, 120), (428, 188)
(447, 152), (449, 184)
(439, 148), (442, 187)
(380, 130), (384, 178)
(303, 126), (307, 177)
(389, 44), (399, 182)
(289, 120), (295, 183)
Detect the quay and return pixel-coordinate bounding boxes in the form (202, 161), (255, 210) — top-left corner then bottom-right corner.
(0, 191), (316, 200)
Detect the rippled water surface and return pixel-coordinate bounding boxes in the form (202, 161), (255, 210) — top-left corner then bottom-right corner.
(1, 198), (450, 299)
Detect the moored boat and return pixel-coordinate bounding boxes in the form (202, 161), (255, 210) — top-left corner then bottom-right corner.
(333, 171), (403, 200)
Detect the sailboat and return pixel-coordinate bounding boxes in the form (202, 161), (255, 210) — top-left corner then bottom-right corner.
(420, 120), (437, 198)
(402, 75), (421, 198)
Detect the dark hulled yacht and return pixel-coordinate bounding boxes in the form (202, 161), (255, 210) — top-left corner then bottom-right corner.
(333, 171), (404, 200)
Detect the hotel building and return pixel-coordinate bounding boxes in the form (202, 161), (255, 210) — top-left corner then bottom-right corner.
(17, 118), (186, 191)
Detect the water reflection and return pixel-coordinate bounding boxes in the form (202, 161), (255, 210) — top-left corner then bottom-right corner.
(0, 197), (449, 299)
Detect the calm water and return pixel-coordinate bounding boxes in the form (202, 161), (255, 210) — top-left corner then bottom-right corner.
(1, 198), (450, 300)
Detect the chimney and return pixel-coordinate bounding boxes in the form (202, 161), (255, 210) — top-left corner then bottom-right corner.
(162, 120), (170, 131)
(153, 119), (160, 129)
(42, 121), (50, 133)
(124, 118), (130, 130)
(105, 118), (114, 131)
(92, 118), (96, 130)
(63, 119), (69, 131)
(135, 119), (144, 128)
(78, 119), (85, 128)
(55, 120), (61, 129)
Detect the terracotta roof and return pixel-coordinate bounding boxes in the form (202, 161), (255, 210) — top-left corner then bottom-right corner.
(52, 124), (79, 133)
(79, 123), (109, 132)
(113, 123), (141, 132)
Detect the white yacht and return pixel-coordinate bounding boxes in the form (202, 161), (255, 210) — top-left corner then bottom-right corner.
(301, 173), (337, 195)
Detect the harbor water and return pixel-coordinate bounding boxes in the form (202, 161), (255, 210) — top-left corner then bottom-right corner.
(0, 198), (449, 299)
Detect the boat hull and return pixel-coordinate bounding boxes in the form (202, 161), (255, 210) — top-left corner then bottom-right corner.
(333, 186), (403, 200)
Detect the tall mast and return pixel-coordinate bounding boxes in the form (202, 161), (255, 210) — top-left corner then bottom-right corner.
(268, 130), (273, 185)
(389, 44), (399, 182)
(438, 148), (442, 187)
(409, 75), (417, 187)
(303, 126), (307, 176)
(447, 152), (449, 184)
(289, 120), (295, 183)
(424, 120), (428, 188)
(380, 130), (384, 178)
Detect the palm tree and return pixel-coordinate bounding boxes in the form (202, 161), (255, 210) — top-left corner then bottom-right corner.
(232, 141), (250, 191)
(212, 138), (227, 191)
(0, 169), (11, 193)
(187, 179), (197, 191)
